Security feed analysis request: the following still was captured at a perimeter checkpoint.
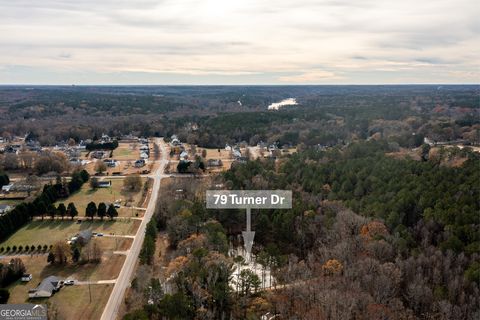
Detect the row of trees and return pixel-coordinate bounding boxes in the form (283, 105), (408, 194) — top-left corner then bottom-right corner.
(85, 202), (119, 220)
(0, 170), (89, 242)
(139, 218), (157, 265)
(0, 244), (52, 254)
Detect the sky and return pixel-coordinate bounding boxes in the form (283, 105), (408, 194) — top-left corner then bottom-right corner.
(0, 0), (479, 85)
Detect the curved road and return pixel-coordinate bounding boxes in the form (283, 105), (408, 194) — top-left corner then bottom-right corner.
(101, 138), (168, 320)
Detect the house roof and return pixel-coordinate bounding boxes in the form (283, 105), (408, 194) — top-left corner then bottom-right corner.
(0, 204), (11, 210)
(36, 276), (60, 293)
(78, 229), (93, 240)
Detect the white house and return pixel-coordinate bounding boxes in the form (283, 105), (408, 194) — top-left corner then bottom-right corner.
(0, 204), (12, 215)
(179, 150), (189, 160)
(1, 184), (13, 192)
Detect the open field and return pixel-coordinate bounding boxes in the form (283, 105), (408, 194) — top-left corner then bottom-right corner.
(96, 237), (133, 252)
(0, 219), (140, 248)
(112, 142), (140, 160)
(55, 178), (146, 216)
(0, 199), (22, 206)
(50, 284), (113, 320)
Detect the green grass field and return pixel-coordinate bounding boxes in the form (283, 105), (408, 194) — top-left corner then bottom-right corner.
(112, 143), (139, 160)
(55, 178), (145, 216)
(0, 219), (140, 248)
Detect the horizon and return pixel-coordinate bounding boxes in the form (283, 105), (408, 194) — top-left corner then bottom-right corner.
(0, 83), (478, 87)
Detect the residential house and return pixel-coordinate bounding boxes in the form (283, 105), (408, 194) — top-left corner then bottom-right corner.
(232, 149), (242, 159)
(91, 151), (106, 159)
(179, 150), (189, 161)
(134, 159), (146, 168)
(1, 184), (13, 192)
(77, 229), (93, 246)
(28, 276), (62, 298)
(0, 204), (13, 215)
(103, 159), (117, 167)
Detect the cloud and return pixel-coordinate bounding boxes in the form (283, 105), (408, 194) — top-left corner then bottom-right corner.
(0, 0), (478, 84)
(278, 70), (340, 83)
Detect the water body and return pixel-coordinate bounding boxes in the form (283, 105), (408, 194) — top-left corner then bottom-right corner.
(267, 98), (297, 110)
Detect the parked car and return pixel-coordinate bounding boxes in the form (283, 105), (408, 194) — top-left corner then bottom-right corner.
(64, 280), (75, 286)
(97, 233), (104, 237)
(114, 203), (121, 208)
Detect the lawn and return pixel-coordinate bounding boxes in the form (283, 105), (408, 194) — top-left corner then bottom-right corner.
(0, 199), (23, 206)
(49, 284), (113, 320)
(0, 219), (140, 248)
(55, 178), (146, 216)
(112, 142), (139, 160)
(7, 282), (113, 320)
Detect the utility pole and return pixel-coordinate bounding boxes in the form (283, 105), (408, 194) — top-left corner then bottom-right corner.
(88, 282), (92, 303)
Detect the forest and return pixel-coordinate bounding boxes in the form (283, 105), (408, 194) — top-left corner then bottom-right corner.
(1, 85), (478, 147)
(123, 140), (479, 319)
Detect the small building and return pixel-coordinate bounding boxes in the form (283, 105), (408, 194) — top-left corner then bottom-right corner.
(28, 276), (62, 298)
(21, 274), (32, 282)
(0, 204), (12, 215)
(207, 159), (223, 167)
(97, 180), (112, 188)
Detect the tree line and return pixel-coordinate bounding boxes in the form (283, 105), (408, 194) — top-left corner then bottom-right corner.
(0, 170), (89, 242)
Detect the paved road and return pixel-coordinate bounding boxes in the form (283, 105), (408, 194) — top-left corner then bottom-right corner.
(100, 138), (168, 320)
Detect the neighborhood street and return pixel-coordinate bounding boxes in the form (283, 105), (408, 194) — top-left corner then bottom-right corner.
(100, 138), (168, 320)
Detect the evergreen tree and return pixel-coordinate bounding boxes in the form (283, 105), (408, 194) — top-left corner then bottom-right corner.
(67, 203), (78, 220)
(86, 202), (97, 221)
(57, 203), (67, 220)
(107, 204), (118, 220)
(97, 202), (107, 220)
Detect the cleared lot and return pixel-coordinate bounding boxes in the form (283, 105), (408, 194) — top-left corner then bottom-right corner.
(55, 178), (147, 216)
(0, 219), (140, 248)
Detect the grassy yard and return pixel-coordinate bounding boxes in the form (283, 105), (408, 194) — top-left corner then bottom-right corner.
(0, 199), (23, 206)
(0, 219), (140, 248)
(112, 142), (139, 160)
(7, 282), (113, 320)
(55, 178), (146, 216)
(49, 284), (113, 320)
